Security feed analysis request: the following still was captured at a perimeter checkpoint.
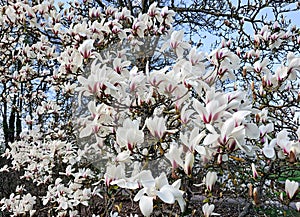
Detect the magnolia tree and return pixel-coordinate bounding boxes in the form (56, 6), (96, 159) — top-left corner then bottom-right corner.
(0, 0), (300, 216)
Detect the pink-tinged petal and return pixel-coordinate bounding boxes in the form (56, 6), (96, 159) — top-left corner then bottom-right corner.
(184, 152), (194, 176)
(192, 99), (208, 120)
(139, 195), (153, 217)
(202, 203), (220, 217)
(205, 171), (217, 191)
(285, 179), (299, 199)
(251, 163), (258, 179)
(221, 118), (235, 141)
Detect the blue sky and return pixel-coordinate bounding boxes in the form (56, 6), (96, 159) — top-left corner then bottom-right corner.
(200, 1), (300, 52)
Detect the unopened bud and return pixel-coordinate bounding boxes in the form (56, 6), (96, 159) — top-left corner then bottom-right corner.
(273, 21), (280, 32)
(217, 154), (222, 164)
(251, 81), (255, 91)
(262, 77), (267, 88)
(289, 148), (296, 163)
(280, 192), (284, 201)
(253, 187), (260, 205)
(224, 19), (231, 27)
(255, 114), (260, 123)
(242, 67), (247, 77)
(254, 36), (260, 47)
(253, 92), (257, 101)
(241, 18), (245, 25)
(236, 47), (241, 57)
(248, 183), (253, 197)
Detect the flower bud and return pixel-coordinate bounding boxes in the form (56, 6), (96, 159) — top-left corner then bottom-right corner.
(242, 67), (247, 77)
(248, 183), (253, 197)
(289, 148), (296, 163)
(255, 113), (260, 123)
(251, 163), (258, 179)
(253, 187), (260, 205)
(280, 192), (284, 201)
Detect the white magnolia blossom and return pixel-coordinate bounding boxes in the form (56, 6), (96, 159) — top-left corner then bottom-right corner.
(202, 203), (220, 217)
(205, 171), (218, 191)
(133, 172), (185, 216)
(285, 179), (299, 199)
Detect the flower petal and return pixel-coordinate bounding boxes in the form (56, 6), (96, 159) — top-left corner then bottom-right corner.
(157, 187), (175, 204)
(139, 195), (153, 217)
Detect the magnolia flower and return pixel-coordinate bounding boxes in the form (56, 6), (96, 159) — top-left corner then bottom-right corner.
(115, 150), (131, 163)
(253, 59), (270, 74)
(277, 130), (293, 155)
(132, 18), (146, 38)
(113, 58), (130, 75)
(251, 163), (258, 179)
(296, 202), (300, 212)
(104, 164), (125, 186)
(134, 172), (185, 216)
(145, 116), (167, 139)
(165, 142), (184, 170)
(208, 48), (240, 80)
(170, 30), (191, 57)
(188, 47), (205, 66)
(116, 119), (144, 151)
(262, 139), (276, 159)
(148, 2), (160, 19)
(78, 39), (94, 59)
(184, 151), (194, 176)
(205, 171), (217, 191)
(285, 52), (300, 80)
(259, 123), (274, 143)
(180, 127), (206, 152)
(285, 179), (298, 199)
(180, 103), (194, 124)
(202, 203), (220, 217)
(161, 30), (190, 58)
(160, 6), (175, 25)
(192, 98), (226, 124)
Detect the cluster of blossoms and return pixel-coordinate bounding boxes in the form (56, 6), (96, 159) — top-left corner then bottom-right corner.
(0, 0), (300, 216)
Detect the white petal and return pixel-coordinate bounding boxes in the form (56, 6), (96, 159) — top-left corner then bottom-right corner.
(245, 123), (260, 139)
(156, 173), (169, 189)
(285, 179), (299, 199)
(296, 202), (300, 211)
(79, 125), (92, 138)
(134, 189), (146, 202)
(194, 145), (206, 155)
(139, 196), (153, 217)
(263, 146), (275, 159)
(157, 187), (175, 204)
(177, 196), (186, 212)
(172, 179), (181, 189)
